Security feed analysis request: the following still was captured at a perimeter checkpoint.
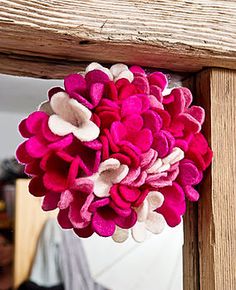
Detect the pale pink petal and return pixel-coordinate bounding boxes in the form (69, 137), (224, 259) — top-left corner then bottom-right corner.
(112, 227), (129, 243)
(147, 191), (164, 210)
(145, 212), (166, 234)
(136, 199), (149, 222)
(98, 158), (120, 174)
(131, 222), (147, 243)
(162, 147), (184, 165)
(110, 164), (129, 183)
(38, 100), (54, 115)
(85, 62), (113, 80)
(93, 175), (111, 197)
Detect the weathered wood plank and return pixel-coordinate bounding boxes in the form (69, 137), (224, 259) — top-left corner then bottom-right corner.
(0, 0), (236, 78)
(196, 69), (236, 290)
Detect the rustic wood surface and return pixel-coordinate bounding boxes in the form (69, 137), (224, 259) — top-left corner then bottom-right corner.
(196, 69), (236, 290)
(0, 0), (236, 78)
(14, 179), (57, 289)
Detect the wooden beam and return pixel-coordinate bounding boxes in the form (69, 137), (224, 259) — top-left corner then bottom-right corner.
(0, 0), (236, 78)
(196, 69), (236, 290)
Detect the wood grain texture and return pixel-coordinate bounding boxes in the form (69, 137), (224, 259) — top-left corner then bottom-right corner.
(0, 0), (236, 78)
(196, 69), (236, 290)
(14, 179), (57, 289)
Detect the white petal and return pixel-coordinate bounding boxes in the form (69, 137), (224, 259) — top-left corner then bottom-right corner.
(48, 114), (75, 137)
(131, 222), (147, 243)
(145, 212), (166, 234)
(136, 199), (149, 222)
(110, 63), (128, 77)
(146, 158), (162, 174)
(98, 158), (120, 174)
(162, 147), (184, 165)
(115, 70), (134, 83)
(147, 191), (164, 210)
(85, 62), (113, 80)
(38, 100), (54, 115)
(156, 163), (170, 173)
(93, 176), (111, 197)
(112, 227), (129, 243)
(69, 98), (92, 122)
(72, 120), (100, 142)
(162, 88), (172, 96)
(111, 164), (129, 183)
(50, 92), (77, 124)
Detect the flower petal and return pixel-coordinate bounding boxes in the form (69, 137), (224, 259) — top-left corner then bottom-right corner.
(147, 191), (164, 210)
(131, 222), (147, 243)
(145, 212), (166, 234)
(112, 226), (129, 243)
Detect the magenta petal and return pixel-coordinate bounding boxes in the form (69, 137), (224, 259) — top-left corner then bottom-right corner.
(90, 82), (104, 106)
(142, 110), (162, 133)
(129, 65), (145, 76)
(137, 94), (150, 112)
(132, 128), (153, 153)
(150, 85), (163, 103)
(25, 136), (48, 158)
(19, 119), (32, 138)
(29, 176), (46, 197)
(72, 178), (94, 195)
(121, 167), (141, 185)
(49, 134), (73, 150)
(92, 209), (116, 237)
(179, 161), (200, 186)
(64, 73), (86, 96)
(69, 196), (90, 229)
(182, 88), (193, 108)
(57, 209), (73, 229)
(148, 72), (168, 91)
(123, 114), (143, 133)
(25, 160), (42, 176)
(121, 95), (142, 117)
(110, 185), (131, 209)
(80, 193), (94, 221)
(16, 142), (33, 164)
(25, 112), (48, 135)
(152, 131), (169, 158)
(184, 185), (200, 201)
(83, 139), (102, 150)
(114, 209), (137, 229)
(42, 192), (61, 211)
(186, 106), (205, 125)
(110, 121), (127, 143)
(110, 202), (132, 217)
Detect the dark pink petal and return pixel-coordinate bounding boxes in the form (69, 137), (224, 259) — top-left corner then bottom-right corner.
(48, 134), (73, 150)
(85, 70), (110, 87)
(25, 160), (42, 176)
(164, 88), (186, 116)
(24, 111), (48, 135)
(104, 128), (120, 152)
(137, 94), (150, 112)
(16, 142), (33, 164)
(105, 81), (118, 101)
(175, 139), (189, 152)
(119, 185), (140, 202)
(110, 185), (131, 209)
(92, 209), (116, 237)
(100, 135), (109, 161)
(42, 192), (61, 211)
(110, 202), (132, 217)
(132, 75), (150, 94)
(29, 176), (46, 197)
(89, 198), (110, 212)
(120, 145), (141, 168)
(58, 190), (73, 210)
(150, 85), (163, 103)
(182, 87), (193, 108)
(177, 113), (201, 134)
(110, 153), (131, 166)
(148, 72), (168, 91)
(118, 83), (136, 100)
(57, 209), (73, 229)
(152, 131), (169, 158)
(114, 209), (137, 229)
(19, 119), (32, 138)
(132, 128), (153, 153)
(110, 121), (127, 143)
(133, 188), (149, 207)
(129, 65), (146, 76)
(48, 87), (64, 100)
(74, 224), (94, 238)
(154, 108), (171, 128)
(99, 111), (120, 128)
(142, 110), (162, 133)
(83, 139), (102, 150)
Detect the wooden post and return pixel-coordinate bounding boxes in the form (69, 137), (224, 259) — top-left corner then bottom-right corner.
(195, 69), (236, 290)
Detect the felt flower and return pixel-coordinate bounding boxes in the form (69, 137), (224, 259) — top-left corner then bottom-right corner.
(16, 62), (213, 242)
(90, 158), (129, 197)
(112, 191), (165, 243)
(40, 91), (100, 142)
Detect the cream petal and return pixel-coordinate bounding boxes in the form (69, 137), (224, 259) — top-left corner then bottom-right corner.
(115, 70), (134, 83)
(136, 199), (149, 222)
(147, 191), (164, 210)
(50, 92), (77, 124)
(110, 63), (128, 78)
(72, 120), (100, 142)
(93, 176), (111, 197)
(98, 158), (120, 174)
(131, 222), (147, 243)
(38, 100), (54, 115)
(111, 164), (129, 183)
(48, 114), (75, 137)
(85, 62), (113, 80)
(162, 147), (184, 165)
(112, 227), (129, 243)
(156, 163), (171, 173)
(68, 98), (92, 123)
(145, 212), (166, 234)
(146, 158), (162, 174)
